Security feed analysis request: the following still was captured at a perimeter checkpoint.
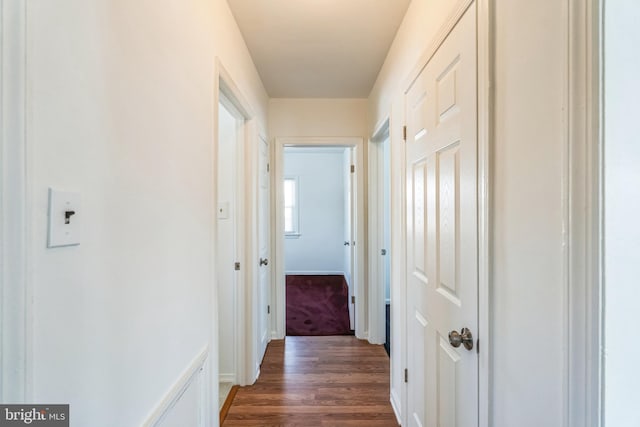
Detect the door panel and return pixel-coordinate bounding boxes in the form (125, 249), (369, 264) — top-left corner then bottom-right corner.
(406, 4), (478, 427)
(257, 136), (270, 362)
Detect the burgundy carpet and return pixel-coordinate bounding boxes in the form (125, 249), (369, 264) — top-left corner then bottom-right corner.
(286, 275), (353, 336)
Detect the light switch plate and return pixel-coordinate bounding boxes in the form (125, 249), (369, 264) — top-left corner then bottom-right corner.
(47, 188), (81, 248)
(217, 201), (230, 220)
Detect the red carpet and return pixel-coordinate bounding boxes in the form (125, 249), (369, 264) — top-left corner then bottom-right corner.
(286, 275), (353, 336)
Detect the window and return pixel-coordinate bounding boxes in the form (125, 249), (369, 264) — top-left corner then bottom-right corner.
(284, 177), (299, 236)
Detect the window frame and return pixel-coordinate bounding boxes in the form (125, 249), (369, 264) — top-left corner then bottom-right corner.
(283, 176), (301, 238)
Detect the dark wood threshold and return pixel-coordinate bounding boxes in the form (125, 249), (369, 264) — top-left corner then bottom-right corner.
(219, 385), (239, 426)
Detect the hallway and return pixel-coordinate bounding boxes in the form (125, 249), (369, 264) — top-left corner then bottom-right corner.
(2, 0), (619, 425)
(222, 337), (398, 426)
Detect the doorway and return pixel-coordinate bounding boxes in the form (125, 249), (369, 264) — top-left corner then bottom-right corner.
(273, 138), (366, 340)
(282, 146), (354, 337)
(216, 93), (244, 410)
(369, 121), (392, 350)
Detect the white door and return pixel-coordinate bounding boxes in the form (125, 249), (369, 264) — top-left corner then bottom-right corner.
(217, 100), (239, 385)
(345, 148), (355, 330)
(405, 4), (478, 427)
(257, 136), (270, 362)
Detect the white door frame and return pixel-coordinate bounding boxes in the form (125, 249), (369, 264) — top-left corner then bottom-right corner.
(272, 137), (366, 340)
(256, 134), (271, 367)
(213, 59), (261, 388)
(1, 0), (31, 403)
(368, 120), (390, 346)
(400, 0), (490, 425)
(566, 0), (602, 425)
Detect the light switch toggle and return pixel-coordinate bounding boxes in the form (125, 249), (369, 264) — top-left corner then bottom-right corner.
(64, 210), (76, 224)
(48, 188), (81, 248)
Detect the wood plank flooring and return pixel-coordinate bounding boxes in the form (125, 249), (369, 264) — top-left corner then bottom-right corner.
(223, 336), (399, 426)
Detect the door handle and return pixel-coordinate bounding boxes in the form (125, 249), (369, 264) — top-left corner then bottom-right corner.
(259, 258), (269, 266)
(448, 327), (474, 351)
(344, 241), (350, 246)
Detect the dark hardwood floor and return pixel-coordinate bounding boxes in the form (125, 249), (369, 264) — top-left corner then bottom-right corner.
(223, 336), (399, 426)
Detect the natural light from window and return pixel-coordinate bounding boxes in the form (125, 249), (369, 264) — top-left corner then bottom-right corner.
(284, 177), (299, 235)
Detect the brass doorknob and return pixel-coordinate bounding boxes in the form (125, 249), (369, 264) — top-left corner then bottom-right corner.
(259, 258), (269, 266)
(448, 327), (474, 351)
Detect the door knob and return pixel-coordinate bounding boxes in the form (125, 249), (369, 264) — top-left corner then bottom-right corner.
(259, 258), (269, 266)
(448, 327), (474, 351)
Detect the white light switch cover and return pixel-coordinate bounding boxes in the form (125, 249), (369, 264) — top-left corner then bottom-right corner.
(218, 201), (230, 220)
(48, 188), (81, 247)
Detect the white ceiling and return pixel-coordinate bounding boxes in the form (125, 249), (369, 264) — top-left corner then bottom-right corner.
(227, 0), (411, 98)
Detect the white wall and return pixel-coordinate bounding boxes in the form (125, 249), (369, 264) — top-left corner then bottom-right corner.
(492, 1), (567, 425)
(269, 98), (368, 138)
(284, 148), (347, 274)
(23, 0), (268, 426)
(603, 1), (640, 426)
(368, 0), (570, 425)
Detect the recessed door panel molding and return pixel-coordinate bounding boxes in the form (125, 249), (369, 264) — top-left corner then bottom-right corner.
(438, 334), (461, 427)
(437, 143), (461, 302)
(436, 55), (461, 122)
(413, 161), (427, 276)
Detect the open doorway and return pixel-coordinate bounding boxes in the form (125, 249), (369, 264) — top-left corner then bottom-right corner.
(216, 92), (244, 411)
(273, 137), (365, 340)
(282, 146), (354, 336)
(369, 121), (392, 350)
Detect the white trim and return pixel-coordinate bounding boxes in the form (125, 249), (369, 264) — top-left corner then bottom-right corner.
(1, 0), (30, 403)
(284, 146), (347, 154)
(390, 388), (402, 426)
(218, 373), (236, 383)
(567, 0), (602, 426)
(476, 0), (492, 426)
(284, 271), (347, 276)
(213, 58), (260, 387)
(273, 137), (365, 339)
(368, 119), (391, 345)
(283, 175), (300, 235)
(387, 97), (408, 426)
(143, 347), (209, 427)
(372, 116), (390, 143)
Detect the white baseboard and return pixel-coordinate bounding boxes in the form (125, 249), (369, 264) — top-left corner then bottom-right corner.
(254, 366), (261, 384)
(390, 388), (402, 426)
(356, 330), (369, 341)
(218, 373), (236, 383)
(271, 330), (282, 340)
(285, 271), (346, 276)
(143, 347), (209, 427)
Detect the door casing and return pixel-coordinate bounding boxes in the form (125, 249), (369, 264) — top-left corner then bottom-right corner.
(1, 0), (30, 403)
(213, 59), (264, 391)
(368, 121), (391, 346)
(272, 137), (366, 340)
